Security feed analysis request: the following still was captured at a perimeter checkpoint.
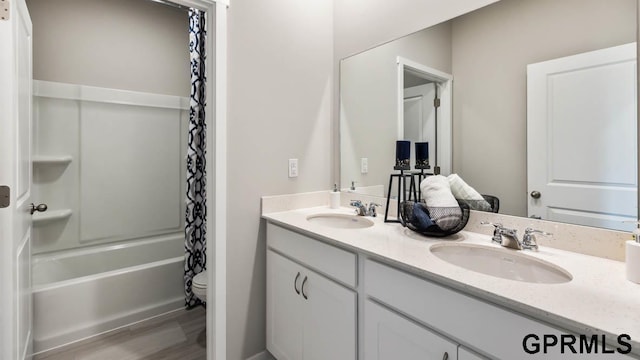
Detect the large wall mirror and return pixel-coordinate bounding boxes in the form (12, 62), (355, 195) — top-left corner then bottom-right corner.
(340, 0), (638, 231)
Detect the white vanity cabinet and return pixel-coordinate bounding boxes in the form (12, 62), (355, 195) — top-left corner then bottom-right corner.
(265, 220), (637, 360)
(266, 224), (357, 360)
(365, 259), (635, 360)
(364, 299), (458, 360)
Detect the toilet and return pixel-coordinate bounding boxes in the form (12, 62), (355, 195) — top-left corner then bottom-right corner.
(192, 270), (207, 302)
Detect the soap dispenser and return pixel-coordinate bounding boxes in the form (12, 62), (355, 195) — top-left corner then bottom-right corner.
(626, 222), (640, 284)
(330, 184), (340, 209)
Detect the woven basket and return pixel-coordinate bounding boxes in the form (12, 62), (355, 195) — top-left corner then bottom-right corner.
(399, 200), (470, 237)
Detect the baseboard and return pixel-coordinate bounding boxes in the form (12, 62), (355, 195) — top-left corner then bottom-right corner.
(246, 350), (275, 360)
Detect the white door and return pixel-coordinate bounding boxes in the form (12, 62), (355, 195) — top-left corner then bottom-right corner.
(527, 43), (637, 231)
(364, 300), (458, 360)
(302, 268), (356, 360)
(0, 0), (34, 359)
(404, 83), (436, 170)
(266, 250), (304, 360)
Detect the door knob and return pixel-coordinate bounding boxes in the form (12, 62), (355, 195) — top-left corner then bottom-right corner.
(530, 191), (541, 199)
(30, 203), (48, 215)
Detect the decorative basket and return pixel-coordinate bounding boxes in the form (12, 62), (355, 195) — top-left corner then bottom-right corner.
(399, 200), (470, 237)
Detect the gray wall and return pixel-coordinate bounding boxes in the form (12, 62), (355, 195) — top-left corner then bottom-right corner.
(451, 0), (636, 216)
(227, 0), (333, 358)
(333, 0), (499, 60)
(27, 0), (189, 97)
(332, 0), (500, 184)
(226, 2), (501, 358)
(340, 22), (452, 191)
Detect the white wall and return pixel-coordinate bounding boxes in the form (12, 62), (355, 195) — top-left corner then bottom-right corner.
(26, 0), (189, 97)
(451, 0), (636, 216)
(227, 0), (333, 359)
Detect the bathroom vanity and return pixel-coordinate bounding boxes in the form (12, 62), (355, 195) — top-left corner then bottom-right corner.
(262, 201), (640, 360)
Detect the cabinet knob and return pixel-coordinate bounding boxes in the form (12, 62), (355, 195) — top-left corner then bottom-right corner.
(301, 276), (308, 300)
(442, 352), (448, 360)
(294, 272), (301, 295)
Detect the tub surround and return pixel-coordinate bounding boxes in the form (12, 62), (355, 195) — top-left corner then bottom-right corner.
(261, 191), (640, 354)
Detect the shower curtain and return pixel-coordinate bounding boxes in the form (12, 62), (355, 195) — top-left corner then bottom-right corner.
(185, 8), (207, 308)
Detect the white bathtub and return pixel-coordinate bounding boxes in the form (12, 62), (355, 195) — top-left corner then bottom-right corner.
(32, 234), (185, 354)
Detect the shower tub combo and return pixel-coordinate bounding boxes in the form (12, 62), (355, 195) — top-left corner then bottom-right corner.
(31, 235), (184, 354)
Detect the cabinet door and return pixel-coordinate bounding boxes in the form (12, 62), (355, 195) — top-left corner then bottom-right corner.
(302, 268), (357, 360)
(267, 250), (304, 360)
(365, 300), (457, 360)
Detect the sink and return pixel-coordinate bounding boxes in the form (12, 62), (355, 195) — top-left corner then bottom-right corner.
(306, 214), (374, 229)
(430, 243), (572, 284)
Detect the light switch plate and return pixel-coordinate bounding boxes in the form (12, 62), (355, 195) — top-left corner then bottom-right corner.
(361, 158), (368, 174)
(288, 159), (298, 178)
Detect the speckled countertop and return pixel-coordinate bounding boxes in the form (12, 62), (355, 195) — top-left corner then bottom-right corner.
(262, 205), (640, 353)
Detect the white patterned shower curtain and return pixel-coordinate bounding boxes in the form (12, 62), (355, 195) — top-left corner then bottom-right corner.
(185, 8), (207, 308)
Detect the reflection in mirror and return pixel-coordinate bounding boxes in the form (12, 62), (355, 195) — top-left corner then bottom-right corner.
(339, 0), (637, 231)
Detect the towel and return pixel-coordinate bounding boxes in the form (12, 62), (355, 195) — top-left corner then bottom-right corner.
(420, 175), (458, 207)
(447, 174), (492, 211)
(420, 175), (462, 231)
(412, 202), (434, 230)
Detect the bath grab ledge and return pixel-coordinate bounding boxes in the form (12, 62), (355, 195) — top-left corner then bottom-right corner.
(33, 209), (72, 224)
(32, 155), (73, 165)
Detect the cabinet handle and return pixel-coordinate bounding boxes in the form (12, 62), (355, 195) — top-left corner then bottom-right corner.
(442, 352), (448, 360)
(301, 276), (308, 299)
(294, 272), (301, 295)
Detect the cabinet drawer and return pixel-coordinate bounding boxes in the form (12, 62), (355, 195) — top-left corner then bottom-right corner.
(267, 223), (357, 287)
(365, 260), (633, 359)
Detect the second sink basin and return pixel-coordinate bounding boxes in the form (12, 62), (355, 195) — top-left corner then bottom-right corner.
(306, 214), (374, 229)
(430, 243), (572, 284)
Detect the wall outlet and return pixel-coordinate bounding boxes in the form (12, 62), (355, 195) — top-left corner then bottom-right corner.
(288, 158), (298, 178)
(361, 157), (368, 174)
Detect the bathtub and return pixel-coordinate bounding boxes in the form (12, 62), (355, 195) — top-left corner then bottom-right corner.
(32, 234), (185, 354)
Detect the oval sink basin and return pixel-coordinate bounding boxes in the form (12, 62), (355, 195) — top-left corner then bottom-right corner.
(306, 214), (374, 229)
(430, 243), (572, 284)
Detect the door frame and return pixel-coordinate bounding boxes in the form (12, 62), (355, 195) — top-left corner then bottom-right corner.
(397, 56), (453, 175)
(171, 0), (228, 359)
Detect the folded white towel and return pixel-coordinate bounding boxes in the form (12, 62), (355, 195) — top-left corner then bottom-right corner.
(420, 175), (458, 207)
(447, 174), (492, 211)
(420, 175), (462, 231)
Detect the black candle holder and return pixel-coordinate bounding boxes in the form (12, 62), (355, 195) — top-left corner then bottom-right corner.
(394, 158), (411, 171)
(384, 170), (418, 223)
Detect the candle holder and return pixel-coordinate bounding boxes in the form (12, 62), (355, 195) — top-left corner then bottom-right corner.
(385, 141), (415, 223)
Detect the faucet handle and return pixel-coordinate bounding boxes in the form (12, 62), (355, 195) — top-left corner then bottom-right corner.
(522, 228), (552, 250)
(367, 203), (381, 217)
(480, 221), (504, 244)
(480, 221), (503, 228)
(349, 200), (362, 207)
(524, 228), (552, 237)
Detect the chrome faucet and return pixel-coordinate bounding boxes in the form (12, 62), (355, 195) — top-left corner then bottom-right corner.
(481, 222), (552, 251)
(350, 200), (380, 217)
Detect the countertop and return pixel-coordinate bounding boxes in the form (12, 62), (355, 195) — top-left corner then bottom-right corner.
(262, 206), (640, 352)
